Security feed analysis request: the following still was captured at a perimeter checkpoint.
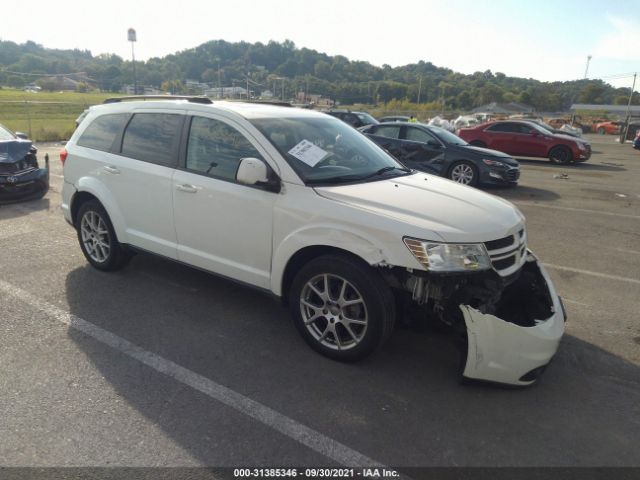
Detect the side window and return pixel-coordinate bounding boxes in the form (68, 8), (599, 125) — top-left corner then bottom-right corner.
(186, 116), (264, 182)
(373, 125), (401, 139)
(405, 127), (437, 143)
(77, 114), (128, 152)
(516, 124), (534, 134)
(343, 114), (361, 127)
(121, 113), (183, 166)
(486, 122), (515, 133)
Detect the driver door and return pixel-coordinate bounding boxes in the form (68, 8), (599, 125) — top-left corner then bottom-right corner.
(172, 114), (277, 289)
(398, 126), (446, 174)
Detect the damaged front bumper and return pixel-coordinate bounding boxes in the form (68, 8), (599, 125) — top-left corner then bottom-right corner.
(461, 254), (565, 386)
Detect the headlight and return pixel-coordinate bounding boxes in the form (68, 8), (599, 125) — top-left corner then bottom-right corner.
(577, 143), (587, 151)
(482, 158), (506, 167)
(403, 238), (492, 272)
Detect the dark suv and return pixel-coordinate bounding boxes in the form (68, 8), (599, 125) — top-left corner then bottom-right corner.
(326, 110), (378, 129)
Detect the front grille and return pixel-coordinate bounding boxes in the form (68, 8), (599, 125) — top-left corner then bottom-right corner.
(485, 235), (514, 251)
(484, 227), (527, 276)
(492, 256), (516, 270)
(0, 159), (32, 176)
(0, 163), (17, 175)
(505, 168), (520, 181)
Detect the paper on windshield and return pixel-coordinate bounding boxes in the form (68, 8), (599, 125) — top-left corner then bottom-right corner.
(287, 139), (328, 167)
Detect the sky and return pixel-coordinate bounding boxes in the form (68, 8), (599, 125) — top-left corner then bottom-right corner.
(1, 0), (639, 90)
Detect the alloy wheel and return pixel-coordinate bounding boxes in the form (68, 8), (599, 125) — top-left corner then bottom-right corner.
(80, 211), (111, 263)
(299, 274), (368, 351)
(451, 163), (475, 185)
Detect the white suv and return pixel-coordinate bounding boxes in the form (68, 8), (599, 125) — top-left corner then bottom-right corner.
(61, 97), (565, 386)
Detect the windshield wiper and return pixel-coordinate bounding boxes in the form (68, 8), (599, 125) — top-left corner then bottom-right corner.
(358, 166), (412, 180)
(306, 166), (411, 186)
(306, 175), (363, 185)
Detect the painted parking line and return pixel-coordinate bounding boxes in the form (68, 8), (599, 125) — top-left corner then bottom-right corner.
(0, 279), (384, 468)
(515, 202), (640, 220)
(543, 263), (640, 285)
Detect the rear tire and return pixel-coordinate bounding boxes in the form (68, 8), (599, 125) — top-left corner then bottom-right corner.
(76, 200), (131, 271)
(289, 254), (396, 361)
(549, 146), (573, 164)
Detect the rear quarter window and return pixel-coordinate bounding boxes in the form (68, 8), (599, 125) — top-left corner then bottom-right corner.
(121, 113), (184, 166)
(77, 114), (129, 152)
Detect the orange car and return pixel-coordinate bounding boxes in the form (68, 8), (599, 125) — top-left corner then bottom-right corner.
(594, 121), (622, 135)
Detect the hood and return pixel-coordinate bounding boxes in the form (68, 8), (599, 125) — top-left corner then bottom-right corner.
(448, 144), (519, 165)
(314, 173), (524, 243)
(0, 139), (33, 164)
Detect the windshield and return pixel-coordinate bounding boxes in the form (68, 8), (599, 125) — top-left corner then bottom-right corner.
(250, 115), (410, 185)
(0, 124), (16, 141)
(355, 112), (379, 125)
(428, 126), (468, 145)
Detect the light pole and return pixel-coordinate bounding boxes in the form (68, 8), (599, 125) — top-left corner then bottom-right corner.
(216, 57), (222, 98)
(622, 73), (637, 143)
(128, 28), (137, 94)
(583, 55), (592, 79)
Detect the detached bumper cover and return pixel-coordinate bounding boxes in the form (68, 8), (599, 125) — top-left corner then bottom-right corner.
(461, 255), (565, 386)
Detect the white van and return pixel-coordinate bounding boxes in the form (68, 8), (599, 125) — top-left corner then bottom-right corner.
(61, 97), (566, 386)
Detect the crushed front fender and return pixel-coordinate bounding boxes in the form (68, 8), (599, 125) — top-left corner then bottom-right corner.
(461, 254), (566, 386)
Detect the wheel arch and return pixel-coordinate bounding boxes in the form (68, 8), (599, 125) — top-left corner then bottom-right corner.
(71, 177), (128, 241)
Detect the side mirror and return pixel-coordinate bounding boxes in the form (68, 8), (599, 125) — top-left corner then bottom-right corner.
(427, 140), (442, 148)
(15, 132), (28, 140)
(236, 157), (280, 192)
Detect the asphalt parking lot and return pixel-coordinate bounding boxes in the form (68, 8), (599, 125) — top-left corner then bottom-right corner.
(0, 134), (639, 469)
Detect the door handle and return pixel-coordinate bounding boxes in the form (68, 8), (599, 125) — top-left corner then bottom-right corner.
(176, 184), (199, 193)
(103, 165), (120, 174)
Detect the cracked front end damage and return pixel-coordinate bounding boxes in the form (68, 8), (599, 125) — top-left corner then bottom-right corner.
(461, 255), (565, 386)
(383, 251), (566, 386)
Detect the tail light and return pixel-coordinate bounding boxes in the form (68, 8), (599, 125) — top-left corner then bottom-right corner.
(60, 148), (68, 165)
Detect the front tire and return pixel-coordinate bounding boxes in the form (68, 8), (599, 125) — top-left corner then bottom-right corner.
(289, 254), (396, 361)
(549, 146), (573, 164)
(76, 200), (131, 271)
(448, 161), (479, 186)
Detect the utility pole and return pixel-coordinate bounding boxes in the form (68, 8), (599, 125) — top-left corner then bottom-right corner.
(622, 72), (637, 143)
(584, 55), (592, 79)
(128, 28), (137, 95)
(217, 57), (222, 98)
(282, 77), (285, 101)
(417, 76), (422, 104)
(247, 72), (250, 100)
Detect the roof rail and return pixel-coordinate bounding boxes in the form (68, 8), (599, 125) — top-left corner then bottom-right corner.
(227, 99), (292, 107)
(103, 95), (213, 105)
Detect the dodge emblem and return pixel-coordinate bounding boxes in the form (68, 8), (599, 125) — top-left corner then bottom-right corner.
(7, 176), (18, 184)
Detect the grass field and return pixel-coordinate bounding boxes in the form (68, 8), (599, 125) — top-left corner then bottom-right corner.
(0, 89), (122, 141)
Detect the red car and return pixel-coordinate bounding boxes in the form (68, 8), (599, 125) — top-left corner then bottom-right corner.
(457, 120), (591, 164)
(594, 121), (622, 135)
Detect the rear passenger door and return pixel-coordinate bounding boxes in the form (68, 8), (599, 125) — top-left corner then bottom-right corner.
(172, 114), (276, 289)
(483, 122), (518, 154)
(106, 110), (184, 258)
(366, 124), (403, 158)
